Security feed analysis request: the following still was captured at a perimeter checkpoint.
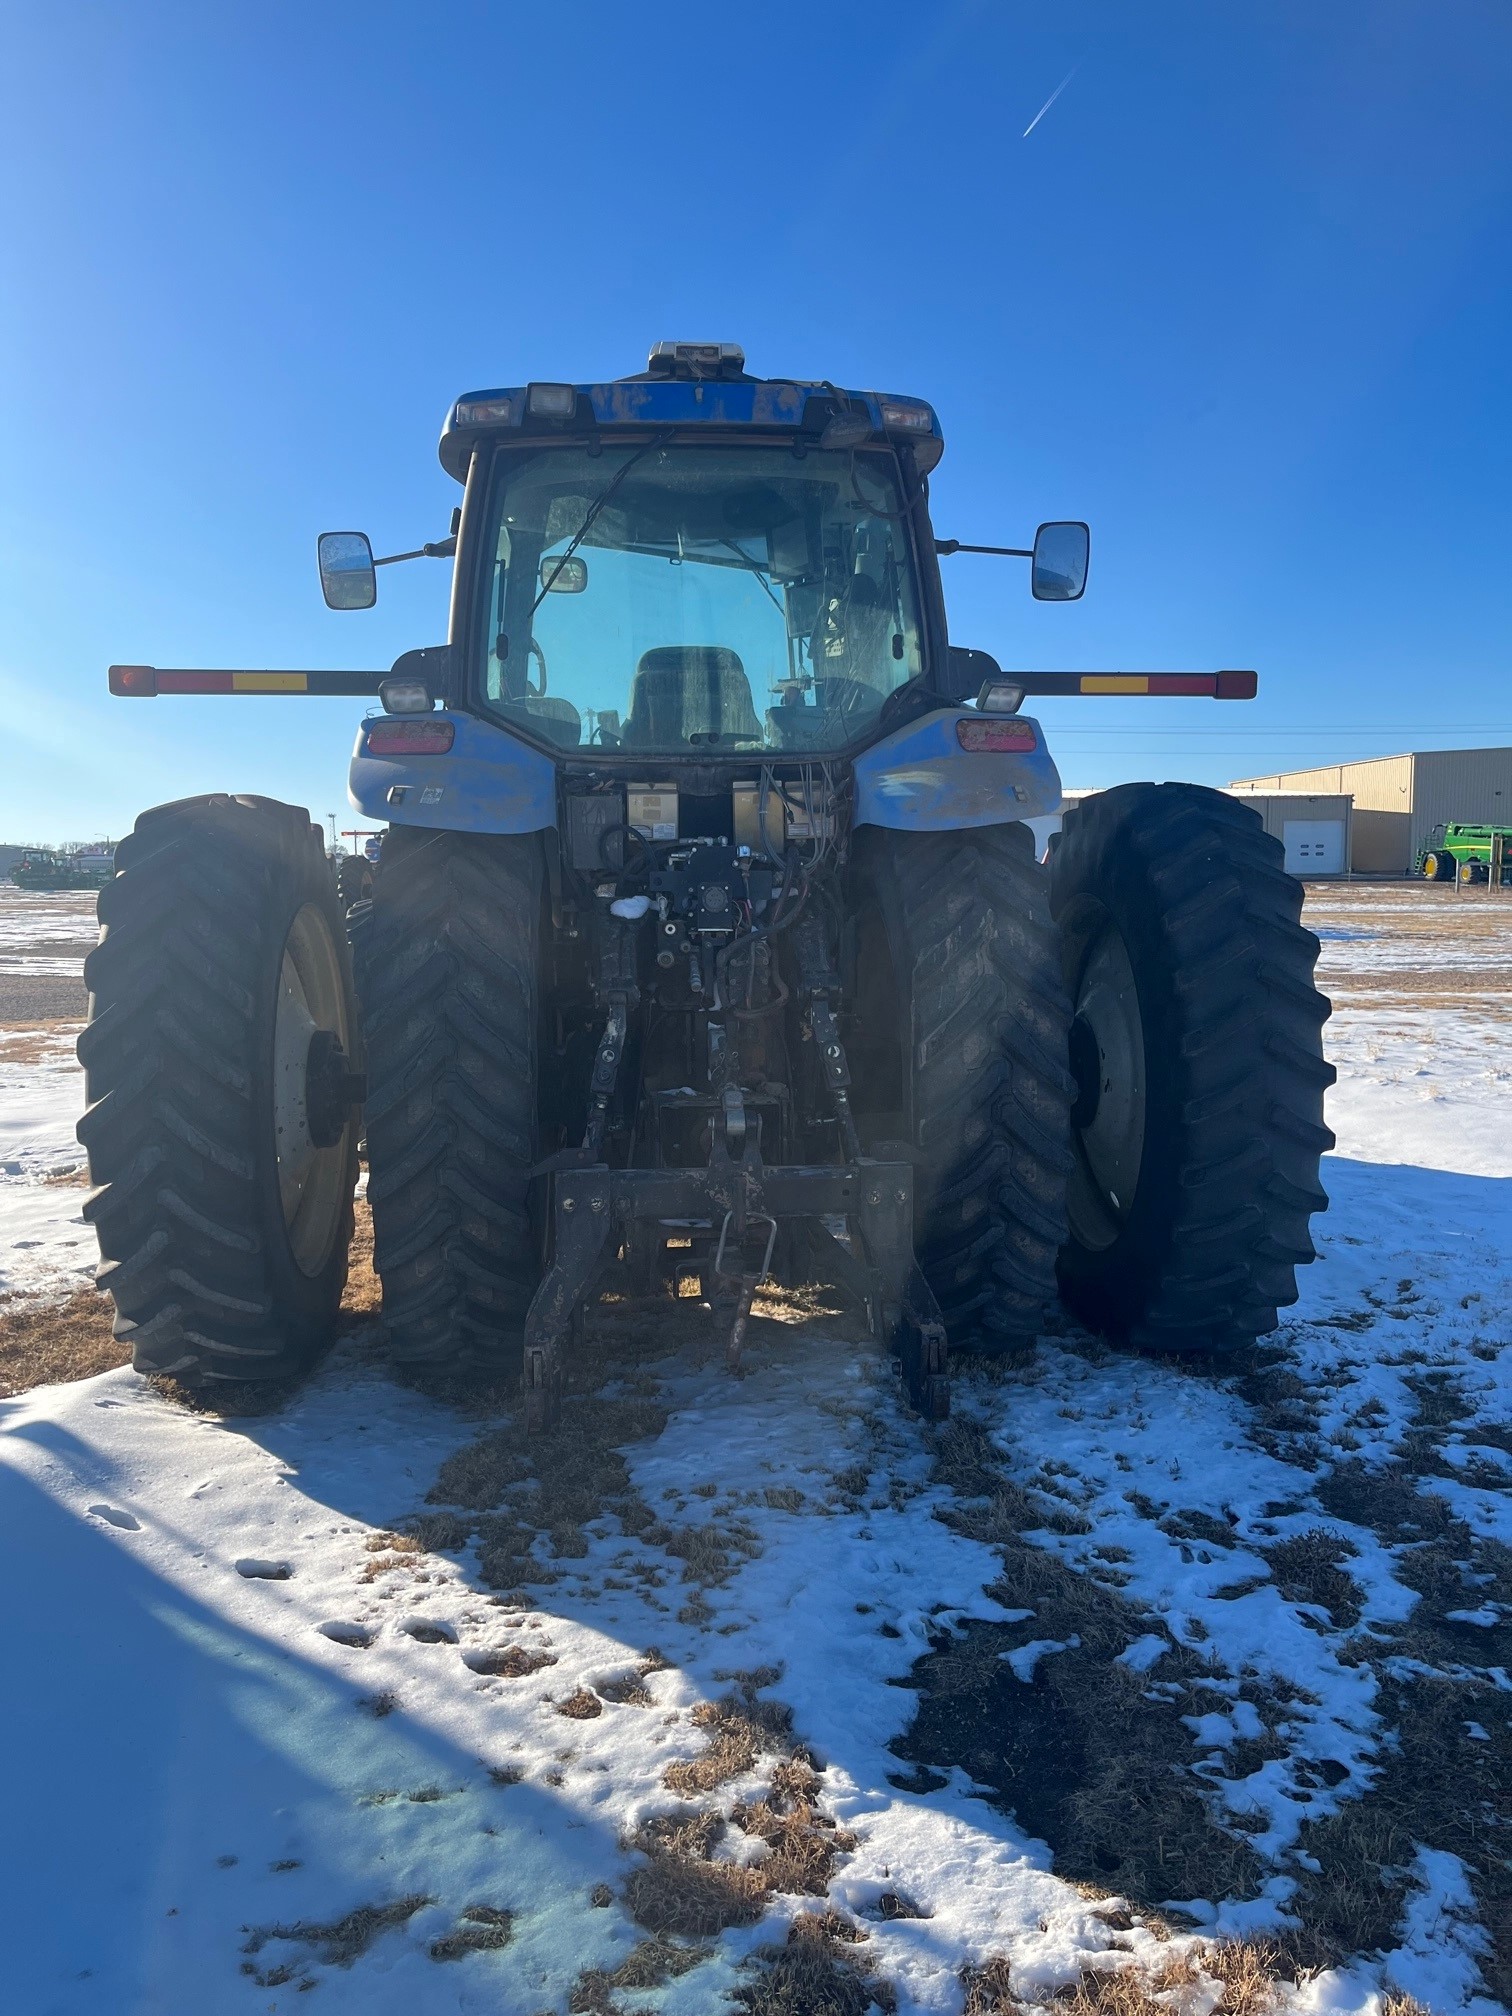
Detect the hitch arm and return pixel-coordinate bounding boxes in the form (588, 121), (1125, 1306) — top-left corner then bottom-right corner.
(1009, 670), (1257, 699)
(109, 666), (386, 697)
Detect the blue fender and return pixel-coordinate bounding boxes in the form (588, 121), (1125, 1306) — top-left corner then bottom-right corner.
(852, 710), (1062, 831)
(347, 711), (557, 834)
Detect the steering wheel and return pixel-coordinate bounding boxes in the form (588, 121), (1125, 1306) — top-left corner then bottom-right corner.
(527, 637), (547, 697)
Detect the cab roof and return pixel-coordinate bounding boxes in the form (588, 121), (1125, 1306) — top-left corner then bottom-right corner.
(438, 342), (944, 483)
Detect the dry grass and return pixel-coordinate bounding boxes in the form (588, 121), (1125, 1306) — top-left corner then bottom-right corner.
(341, 1193), (382, 1316)
(569, 1933), (709, 2012)
(895, 1419), (1262, 1910)
(622, 1812), (769, 1938)
(626, 1722), (859, 1949)
(0, 1286), (127, 1397)
(961, 1956), (1018, 2015)
(427, 1381), (670, 1591)
(733, 1911), (896, 2015)
(242, 1893), (431, 1977)
(556, 1687), (604, 1720)
(0, 1024), (80, 1066)
(913, 1368), (1512, 2005)
(662, 1673), (793, 1795)
(961, 1944), (1284, 2016)
(663, 1702), (762, 1794)
(1284, 1436), (1512, 2000)
(427, 1903), (512, 1962)
(1261, 1529), (1364, 1628)
(0, 1194), (377, 1405)
(464, 1644), (555, 1680)
(733, 1754), (858, 1895)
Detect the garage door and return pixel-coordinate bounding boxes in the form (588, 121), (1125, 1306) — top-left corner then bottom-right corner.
(1283, 820), (1346, 875)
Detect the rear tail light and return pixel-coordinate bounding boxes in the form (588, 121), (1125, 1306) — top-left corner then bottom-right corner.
(956, 718), (1037, 752)
(109, 664), (158, 695)
(364, 716), (455, 755)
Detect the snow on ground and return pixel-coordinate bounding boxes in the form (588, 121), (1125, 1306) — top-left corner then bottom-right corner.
(0, 885), (95, 973)
(0, 1021), (94, 1294)
(1, 882), (1508, 2015)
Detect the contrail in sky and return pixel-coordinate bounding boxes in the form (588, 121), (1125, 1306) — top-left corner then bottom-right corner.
(1022, 65), (1078, 138)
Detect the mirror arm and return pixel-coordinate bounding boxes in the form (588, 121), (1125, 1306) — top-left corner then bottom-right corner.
(373, 536), (458, 568)
(935, 539), (1034, 558)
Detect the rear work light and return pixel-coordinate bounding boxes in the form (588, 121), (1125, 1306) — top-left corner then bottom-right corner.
(527, 382), (577, 418)
(454, 397), (513, 426)
(956, 717), (1037, 753)
(879, 398), (934, 432)
(379, 677), (433, 715)
(364, 716), (455, 755)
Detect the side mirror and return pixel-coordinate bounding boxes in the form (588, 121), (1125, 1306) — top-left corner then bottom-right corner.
(1031, 521), (1089, 601)
(539, 555), (588, 594)
(318, 531), (378, 610)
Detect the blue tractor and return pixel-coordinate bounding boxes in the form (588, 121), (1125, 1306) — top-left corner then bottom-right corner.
(81, 343), (1334, 1424)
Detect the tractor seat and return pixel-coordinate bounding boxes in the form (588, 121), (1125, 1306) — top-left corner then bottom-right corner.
(502, 694), (583, 748)
(623, 647), (763, 747)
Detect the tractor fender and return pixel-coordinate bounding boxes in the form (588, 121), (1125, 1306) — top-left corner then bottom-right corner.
(347, 711), (557, 834)
(852, 709), (1062, 831)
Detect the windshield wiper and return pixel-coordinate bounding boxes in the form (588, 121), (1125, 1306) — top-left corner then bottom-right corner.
(531, 430), (674, 616)
(715, 537), (784, 615)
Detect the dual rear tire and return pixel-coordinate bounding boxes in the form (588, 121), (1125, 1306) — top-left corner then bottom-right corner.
(77, 797), (361, 1382)
(847, 785), (1334, 1361)
(1050, 785), (1335, 1352)
(77, 784), (1336, 1387)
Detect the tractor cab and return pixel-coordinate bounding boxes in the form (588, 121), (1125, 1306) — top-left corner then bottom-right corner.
(316, 342), (1090, 757)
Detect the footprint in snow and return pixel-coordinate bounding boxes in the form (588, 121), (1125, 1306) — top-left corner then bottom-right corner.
(88, 1504), (140, 1530)
(400, 1617), (458, 1644)
(319, 1620), (375, 1648)
(236, 1559), (293, 1581)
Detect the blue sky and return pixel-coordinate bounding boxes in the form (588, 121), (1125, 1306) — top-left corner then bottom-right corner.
(2, 1), (1509, 842)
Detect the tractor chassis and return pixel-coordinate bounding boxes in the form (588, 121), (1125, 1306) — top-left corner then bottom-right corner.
(522, 1150), (948, 1430)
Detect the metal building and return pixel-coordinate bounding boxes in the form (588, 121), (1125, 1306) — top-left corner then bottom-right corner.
(1231, 748), (1512, 874)
(1223, 791), (1352, 875)
(1033, 788), (1353, 875)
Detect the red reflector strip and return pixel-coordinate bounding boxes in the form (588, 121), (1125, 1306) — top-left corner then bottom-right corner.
(956, 717), (1038, 753)
(158, 671), (235, 692)
(1145, 674), (1219, 696)
(363, 716), (456, 755)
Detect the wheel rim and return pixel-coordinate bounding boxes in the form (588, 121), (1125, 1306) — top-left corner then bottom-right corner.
(1066, 910), (1146, 1251)
(273, 903), (352, 1277)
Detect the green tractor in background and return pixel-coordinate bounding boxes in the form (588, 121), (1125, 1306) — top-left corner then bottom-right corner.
(1418, 822), (1512, 885)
